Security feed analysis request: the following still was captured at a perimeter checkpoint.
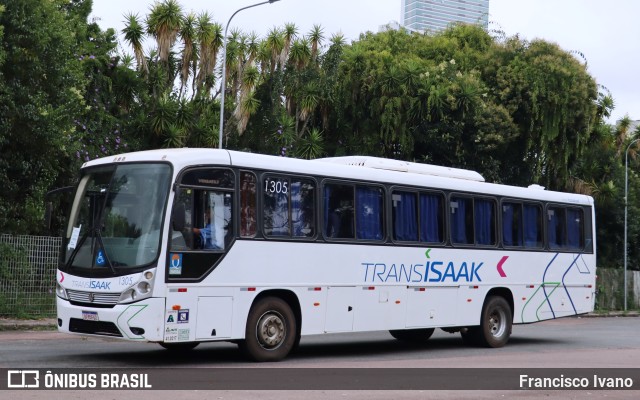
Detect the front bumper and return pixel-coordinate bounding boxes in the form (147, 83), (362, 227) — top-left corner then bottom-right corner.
(57, 296), (166, 342)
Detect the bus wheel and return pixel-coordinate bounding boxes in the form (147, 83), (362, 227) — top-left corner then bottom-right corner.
(478, 296), (512, 348)
(159, 342), (199, 352)
(389, 328), (435, 342)
(241, 297), (297, 362)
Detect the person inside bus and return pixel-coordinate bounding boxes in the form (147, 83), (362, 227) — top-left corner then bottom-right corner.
(193, 208), (219, 249)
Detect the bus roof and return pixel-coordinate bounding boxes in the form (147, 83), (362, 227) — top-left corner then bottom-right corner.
(81, 148), (593, 206)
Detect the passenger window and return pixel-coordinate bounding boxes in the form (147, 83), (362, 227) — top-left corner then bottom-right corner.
(523, 204), (543, 248)
(324, 183), (354, 239)
(240, 172), (257, 237)
(548, 206), (584, 250)
(502, 202), (523, 247)
(356, 186), (384, 240)
(419, 192), (444, 243)
(392, 191), (418, 241)
(475, 198), (496, 246)
(263, 175), (315, 238)
(450, 196), (474, 245)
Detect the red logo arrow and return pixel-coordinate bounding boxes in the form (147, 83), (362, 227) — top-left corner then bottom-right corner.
(497, 256), (509, 278)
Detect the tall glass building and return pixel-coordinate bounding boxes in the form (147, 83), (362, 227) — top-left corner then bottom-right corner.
(401, 0), (489, 33)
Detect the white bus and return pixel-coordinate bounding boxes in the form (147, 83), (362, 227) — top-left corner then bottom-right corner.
(55, 149), (596, 361)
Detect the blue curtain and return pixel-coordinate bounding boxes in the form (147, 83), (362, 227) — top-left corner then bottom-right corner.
(502, 203), (514, 246)
(420, 193), (442, 243)
(394, 192), (418, 241)
(523, 205), (541, 247)
(356, 187), (383, 240)
(475, 199), (494, 245)
(566, 209), (582, 249)
(450, 197), (468, 244)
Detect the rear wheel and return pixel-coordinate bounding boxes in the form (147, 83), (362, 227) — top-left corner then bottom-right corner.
(240, 297), (297, 362)
(478, 296), (512, 348)
(389, 328), (435, 342)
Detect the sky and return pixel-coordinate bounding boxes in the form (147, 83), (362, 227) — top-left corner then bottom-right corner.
(90, 0), (640, 124)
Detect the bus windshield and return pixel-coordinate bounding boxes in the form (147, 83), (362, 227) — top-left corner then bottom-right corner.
(62, 163), (172, 275)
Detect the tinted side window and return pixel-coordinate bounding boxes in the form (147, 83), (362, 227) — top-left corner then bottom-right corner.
(523, 204), (543, 248)
(324, 183), (354, 239)
(392, 191), (418, 241)
(548, 206), (584, 250)
(502, 202), (523, 247)
(240, 171), (257, 237)
(263, 175), (315, 238)
(475, 198), (496, 246)
(356, 186), (384, 240)
(450, 196), (474, 245)
(419, 192), (444, 243)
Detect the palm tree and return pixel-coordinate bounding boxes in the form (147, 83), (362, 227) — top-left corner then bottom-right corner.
(615, 116), (632, 158)
(280, 23), (298, 66)
(146, 0), (183, 65)
(178, 13), (197, 99)
(265, 27), (284, 74)
(329, 33), (346, 48)
(288, 38), (311, 71)
(195, 13), (223, 98)
(308, 24), (325, 62)
(294, 128), (325, 159)
(244, 32), (260, 68)
(233, 66), (261, 135)
(122, 13), (148, 75)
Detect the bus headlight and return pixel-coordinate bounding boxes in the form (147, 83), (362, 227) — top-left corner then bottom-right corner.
(119, 288), (137, 303)
(138, 282), (151, 294)
(55, 282), (68, 300)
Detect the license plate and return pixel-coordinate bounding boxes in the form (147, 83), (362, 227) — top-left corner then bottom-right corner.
(82, 311), (99, 321)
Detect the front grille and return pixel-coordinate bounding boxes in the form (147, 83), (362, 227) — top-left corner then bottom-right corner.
(67, 290), (120, 306)
(69, 318), (123, 337)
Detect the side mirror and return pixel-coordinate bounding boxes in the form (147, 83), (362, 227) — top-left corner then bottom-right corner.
(44, 186), (75, 232)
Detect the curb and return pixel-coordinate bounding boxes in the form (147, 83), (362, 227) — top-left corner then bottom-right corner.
(0, 318), (57, 332)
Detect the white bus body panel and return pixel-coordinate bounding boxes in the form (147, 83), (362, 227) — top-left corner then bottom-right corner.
(60, 149), (596, 345)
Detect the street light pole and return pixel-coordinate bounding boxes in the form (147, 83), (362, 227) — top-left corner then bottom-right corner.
(624, 138), (640, 311)
(218, 0), (281, 149)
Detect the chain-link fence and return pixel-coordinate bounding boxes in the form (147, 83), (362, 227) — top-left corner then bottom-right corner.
(0, 234), (61, 318)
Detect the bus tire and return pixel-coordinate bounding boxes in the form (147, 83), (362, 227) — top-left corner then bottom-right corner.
(159, 342), (199, 352)
(389, 328), (435, 342)
(478, 296), (512, 348)
(240, 296), (297, 362)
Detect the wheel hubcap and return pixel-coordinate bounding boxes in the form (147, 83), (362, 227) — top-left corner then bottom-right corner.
(256, 312), (285, 349)
(488, 309), (507, 337)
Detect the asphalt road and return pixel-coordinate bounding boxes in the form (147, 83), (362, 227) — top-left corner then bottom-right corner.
(1, 316), (638, 399)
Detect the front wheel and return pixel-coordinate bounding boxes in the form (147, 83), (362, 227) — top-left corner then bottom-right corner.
(240, 297), (298, 362)
(478, 296), (512, 348)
